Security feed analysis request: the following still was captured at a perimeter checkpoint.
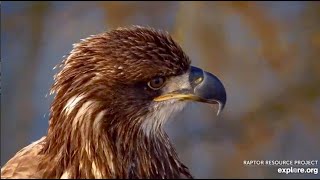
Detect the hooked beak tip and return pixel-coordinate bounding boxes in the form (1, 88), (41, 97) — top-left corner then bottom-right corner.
(216, 101), (224, 116)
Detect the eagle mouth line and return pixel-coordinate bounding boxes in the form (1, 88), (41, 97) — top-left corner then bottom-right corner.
(154, 93), (223, 115)
(154, 93), (217, 103)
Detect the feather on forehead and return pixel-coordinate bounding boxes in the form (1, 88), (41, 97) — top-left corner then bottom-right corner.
(64, 26), (191, 82)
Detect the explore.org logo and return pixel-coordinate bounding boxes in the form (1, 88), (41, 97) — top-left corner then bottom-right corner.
(277, 167), (318, 175)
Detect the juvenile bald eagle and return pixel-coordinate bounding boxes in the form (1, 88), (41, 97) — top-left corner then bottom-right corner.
(1, 26), (226, 179)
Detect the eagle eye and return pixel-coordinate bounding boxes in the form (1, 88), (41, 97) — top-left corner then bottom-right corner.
(148, 77), (166, 90)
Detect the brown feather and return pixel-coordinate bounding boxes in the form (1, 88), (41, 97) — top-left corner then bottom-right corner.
(1, 26), (193, 179)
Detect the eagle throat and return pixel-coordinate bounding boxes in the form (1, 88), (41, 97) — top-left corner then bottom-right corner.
(39, 96), (193, 179)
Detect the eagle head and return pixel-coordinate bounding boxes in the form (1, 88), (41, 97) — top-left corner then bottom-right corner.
(40, 26), (226, 178)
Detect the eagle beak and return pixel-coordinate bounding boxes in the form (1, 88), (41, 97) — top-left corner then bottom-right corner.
(154, 66), (227, 115)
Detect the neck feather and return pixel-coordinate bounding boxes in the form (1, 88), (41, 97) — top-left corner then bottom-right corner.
(39, 97), (193, 179)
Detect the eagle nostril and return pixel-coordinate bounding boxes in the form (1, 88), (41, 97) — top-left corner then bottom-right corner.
(194, 77), (203, 85)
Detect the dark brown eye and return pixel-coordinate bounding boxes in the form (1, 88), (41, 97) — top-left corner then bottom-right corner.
(148, 77), (166, 90)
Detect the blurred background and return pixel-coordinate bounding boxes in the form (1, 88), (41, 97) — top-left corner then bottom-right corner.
(1, 1), (320, 178)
